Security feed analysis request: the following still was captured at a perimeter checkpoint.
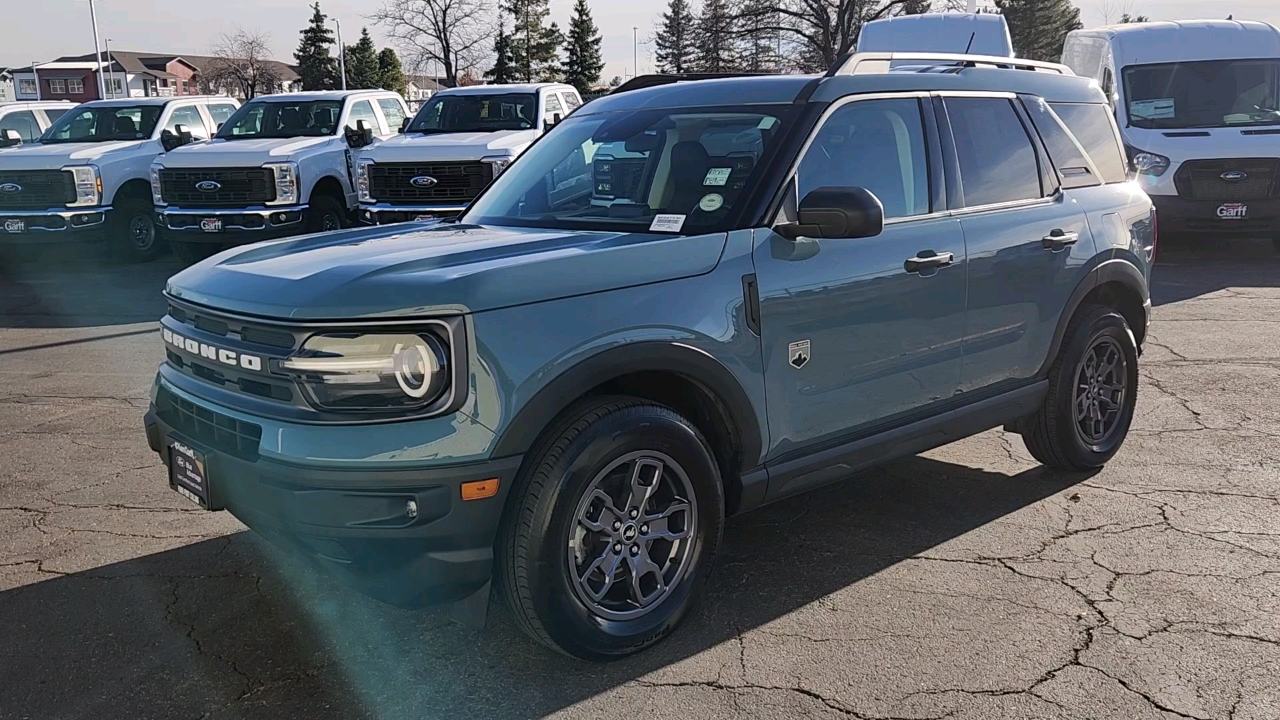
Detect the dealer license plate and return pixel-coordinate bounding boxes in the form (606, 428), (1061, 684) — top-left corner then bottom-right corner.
(414, 214), (437, 222)
(200, 217), (224, 233)
(3, 219), (25, 234)
(169, 440), (210, 508)
(1217, 203), (1248, 221)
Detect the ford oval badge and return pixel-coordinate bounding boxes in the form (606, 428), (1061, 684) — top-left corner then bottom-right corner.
(1221, 171), (1248, 182)
(0, 183), (21, 194)
(410, 176), (438, 188)
(196, 180), (222, 192)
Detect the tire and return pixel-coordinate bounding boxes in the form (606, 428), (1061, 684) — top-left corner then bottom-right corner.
(171, 238), (222, 266)
(497, 396), (725, 660)
(305, 195), (346, 234)
(110, 197), (163, 263)
(1022, 304), (1140, 472)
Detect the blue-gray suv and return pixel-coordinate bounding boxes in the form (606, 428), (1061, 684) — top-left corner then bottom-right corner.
(143, 53), (1156, 660)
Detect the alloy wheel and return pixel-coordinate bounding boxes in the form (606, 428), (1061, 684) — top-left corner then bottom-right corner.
(1073, 336), (1128, 449)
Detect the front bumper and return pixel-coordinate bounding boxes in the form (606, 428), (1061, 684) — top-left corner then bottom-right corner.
(0, 206), (111, 243)
(158, 205), (309, 244)
(359, 202), (467, 226)
(143, 378), (521, 608)
(1151, 194), (1280, 237)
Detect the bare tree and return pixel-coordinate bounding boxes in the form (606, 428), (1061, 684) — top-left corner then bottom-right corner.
(205, 28), (283, 100)
(370, 0), (493, 88)
(1100, 0), (1147, 24)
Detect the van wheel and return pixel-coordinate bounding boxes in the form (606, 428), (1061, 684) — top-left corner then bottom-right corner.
(171, 239), (222, 266)
(498, 397), (724, 660)
(111, 198), (163, 263)
(1022, 304), (1140, 471)
(305, 195), (345, 234)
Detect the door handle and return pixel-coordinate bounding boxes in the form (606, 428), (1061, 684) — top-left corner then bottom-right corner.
(1042, 229), (1080, 251)
(904, 250), (955, 274)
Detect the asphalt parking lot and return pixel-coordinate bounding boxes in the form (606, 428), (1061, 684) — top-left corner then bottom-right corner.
(1, 239), (1279, 720)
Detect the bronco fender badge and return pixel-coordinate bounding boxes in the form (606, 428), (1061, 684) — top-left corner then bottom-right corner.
(788, 340), (811, 369)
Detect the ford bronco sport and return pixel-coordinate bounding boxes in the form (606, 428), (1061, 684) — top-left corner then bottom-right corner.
(144, 53), (1155, 661)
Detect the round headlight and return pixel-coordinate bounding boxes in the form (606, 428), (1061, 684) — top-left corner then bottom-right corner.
(280, 332), (450, 412)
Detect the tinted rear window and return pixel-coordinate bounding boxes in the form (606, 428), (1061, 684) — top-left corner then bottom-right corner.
(946, 97), (1043, 207)
(1023, 96), (1099, 190)
(1049, 103), (1128, 184)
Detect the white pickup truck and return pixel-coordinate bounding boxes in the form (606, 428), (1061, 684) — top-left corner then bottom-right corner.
(355, 83), (582, 225)
(0, 96), (240, 261)
(151, 90), (408, 264)
(0, 101), (77, 148)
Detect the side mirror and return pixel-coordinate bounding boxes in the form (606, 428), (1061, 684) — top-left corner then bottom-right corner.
(176, 125), (194, 147)
(775, 187), (884, 240)
(345, 120), (374, 148)
(547, 113), (563, 130)
(400, 116), (411, 133)
(160, 129), (183, 152)
(0, 129), (22, 148)
(215, 122), (224, 134)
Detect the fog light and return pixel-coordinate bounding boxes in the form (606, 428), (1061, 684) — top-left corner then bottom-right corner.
(405, 499), (419, 519)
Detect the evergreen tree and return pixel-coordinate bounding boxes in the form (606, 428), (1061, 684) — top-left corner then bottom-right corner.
(695, 0), (739, 73)
(486, 23), (517, 84)
(295, 2), (339, 90)
(377, 48), (406, 96)
(504, 0), (562, 82)
(995, 0), (1084, 62)
(1119, 13), (1150, 22)
(562, 0), (604, 93)
(344, 28), (382, 89)
(654, 0), (697, 74)
(738, 0), (780, 73)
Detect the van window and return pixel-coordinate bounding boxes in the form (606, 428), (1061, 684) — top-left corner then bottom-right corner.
(945, 97), (1042, 207)
(1122, 59), (1280, 130)
(1022, 96), (1099, 190)
(1049, 103), (1128, 184)
(798, 98), (930, 219)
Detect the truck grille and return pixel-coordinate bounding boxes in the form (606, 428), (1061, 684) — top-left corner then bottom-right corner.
(0, 170), (74, 210)
(1174, 158), (1279, 201)
(160, 168), (276, 208)
(368, 162), (492, 204)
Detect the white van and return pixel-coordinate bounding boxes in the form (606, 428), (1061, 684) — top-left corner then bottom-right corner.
(857, 13), (1015, 58)
(1063, 20), (1280, 246)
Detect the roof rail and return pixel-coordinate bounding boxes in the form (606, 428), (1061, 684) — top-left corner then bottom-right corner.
(829, 52), (1073, 77)
(609, 72), (776, 95)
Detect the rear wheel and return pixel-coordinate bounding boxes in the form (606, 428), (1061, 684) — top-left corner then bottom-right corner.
(110, 198), (163, 263)
(305, 195), (345, 234)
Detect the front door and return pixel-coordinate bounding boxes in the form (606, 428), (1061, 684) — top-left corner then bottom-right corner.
(754, 96), (968, 465)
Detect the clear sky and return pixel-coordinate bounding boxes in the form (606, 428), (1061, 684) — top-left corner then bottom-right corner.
(3, 0), (1278, 81)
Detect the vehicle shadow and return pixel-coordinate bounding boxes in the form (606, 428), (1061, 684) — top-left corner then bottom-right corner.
(1153, 239), (1280, 306)
(0, 456), (1089, 720)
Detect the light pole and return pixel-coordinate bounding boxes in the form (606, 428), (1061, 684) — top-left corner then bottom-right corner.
(633, 27), (639, 79)
(31, 61), (42, 100)
(333, 19), (347, 90)
(105, 38), (116, 98)
(88, 0), (107, 99)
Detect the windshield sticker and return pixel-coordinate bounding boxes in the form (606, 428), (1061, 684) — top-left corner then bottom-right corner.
(1130, 98), (1175, 120)
(481, 101), (490, 119)
(650, 214), (687, 233)
(699, 194), (725, 212)
(704, 168), (733, 186)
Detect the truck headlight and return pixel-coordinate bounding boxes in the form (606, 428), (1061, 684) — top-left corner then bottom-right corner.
(1129, 149), (1170, 178)
(356, 158), (374, 203)
(63, 165), (101, 207)
(264, 162), (300, 205)
(279, 332), (450, 412)
(482, 155), (515, 178)
(150, 164), (165, 206)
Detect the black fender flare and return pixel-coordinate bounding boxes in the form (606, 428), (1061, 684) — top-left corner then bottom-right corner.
(1038, 258), (1149, 378)
(491, 341), (764, 473)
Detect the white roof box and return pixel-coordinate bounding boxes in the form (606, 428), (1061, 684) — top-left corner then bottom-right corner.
(856, 13), (1015, 58)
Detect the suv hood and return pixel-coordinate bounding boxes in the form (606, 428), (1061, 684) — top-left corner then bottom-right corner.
(167, 223), (728, 319)
(0, 139), (152, 168)
(160, 136), (333, 167)
(365, 129), (539, 162)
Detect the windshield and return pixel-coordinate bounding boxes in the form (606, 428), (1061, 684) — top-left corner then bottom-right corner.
(41, 105), (163, 144)
(216, 100), (344, 140)
(463, 106), (794, 234)
(1123, 58), (1280, 129)
(407, 93), (538, 134)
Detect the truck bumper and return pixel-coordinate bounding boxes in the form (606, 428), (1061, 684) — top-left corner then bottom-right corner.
(1151, 194), (1280, 237)
(143, 376), (521, 608)
(0, 206), (111, 244)
(358, 203), (467, 226)
(158, 205), (309, 244)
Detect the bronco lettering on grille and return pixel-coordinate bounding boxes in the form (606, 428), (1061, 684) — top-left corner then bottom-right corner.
(162, 328), (263, 371)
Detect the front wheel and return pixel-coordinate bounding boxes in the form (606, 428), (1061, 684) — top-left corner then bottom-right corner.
(304, 195), (346, 234)
(1021, 305), (1140, 471)
(110, 199), (163, 263)
(498, 397), (724, 660)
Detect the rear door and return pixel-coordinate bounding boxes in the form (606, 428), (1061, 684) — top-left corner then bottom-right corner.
(942, 93), (1095, 393)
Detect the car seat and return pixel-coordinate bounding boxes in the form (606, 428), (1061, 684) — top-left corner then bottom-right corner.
(666, 142), (714, 215)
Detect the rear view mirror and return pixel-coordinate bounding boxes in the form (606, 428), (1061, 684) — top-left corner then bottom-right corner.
(0, 129), (22, 148)
(623, 132), (660, 154)
(775, 187), (885, 240)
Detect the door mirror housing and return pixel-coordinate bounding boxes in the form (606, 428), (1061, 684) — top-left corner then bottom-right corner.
(160, 125), (194, 152)
(547, 113), (563, 130)
(0, 129), (22, 148)
(345, 120), (375, 148)
(400, 116), (411, 133)
(775, 187), (885, 240)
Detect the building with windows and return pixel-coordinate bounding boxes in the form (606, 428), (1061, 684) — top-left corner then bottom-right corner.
(9, 51), (301, 102)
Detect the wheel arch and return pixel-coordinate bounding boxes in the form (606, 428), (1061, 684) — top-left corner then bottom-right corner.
(111, 178), (153, 207)
(309, 175), (347, 206)
(1039, 259), (1149, 378)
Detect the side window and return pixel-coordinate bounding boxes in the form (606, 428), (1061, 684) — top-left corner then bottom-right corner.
(797, 98), (930, 219)
(208, 104), (238, 129)
(0, 111), (41, 142)
(42, 108), (70, 124)
(1022, 96), (1099, 190)
(377, 98), (407, 132)
(1049, 103), (1129, 184)
(562, 91), (582, 111)
(347, 100), (379, 133)
(165, 105), (209, 140)
(945, 97), (1042, 208)
(544, 92), (565, 123)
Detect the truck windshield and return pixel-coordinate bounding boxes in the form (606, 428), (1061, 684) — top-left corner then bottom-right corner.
(406, 93), (538, 133)
(463, 106), (795, 235)
(40, 105), (163, 143)
(216, 100), (345, 140)
(1123, 58), (1280, 129)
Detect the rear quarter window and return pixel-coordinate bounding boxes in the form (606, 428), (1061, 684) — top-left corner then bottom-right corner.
(1049, 103), (1129, 184)
(1023, 96), (1100, 190)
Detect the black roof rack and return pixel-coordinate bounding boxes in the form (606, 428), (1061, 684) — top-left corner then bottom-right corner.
(609, 72), (777, 95)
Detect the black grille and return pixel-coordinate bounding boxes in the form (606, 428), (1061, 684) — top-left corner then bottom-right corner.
(160, 168), (276, 207)
(368, 162), (492, 203)
(155, 386), (263, 462)
(0, 170), (74, 210)
(1174, 158), (1279, 201)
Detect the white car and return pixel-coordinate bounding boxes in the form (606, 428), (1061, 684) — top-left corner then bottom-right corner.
(355, 83), (582, 225)
(0, 101), (78, 148)
(0, 96), (240, 261)
(151, 90), (408, 265)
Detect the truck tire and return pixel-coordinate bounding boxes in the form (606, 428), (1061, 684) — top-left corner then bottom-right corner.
(110, 197), (163, 263)
(171, 239), (222, 267)
(1022, 304), (1140, 472)
(305, 195), (345, 234)
(497, 396), (724, 660)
